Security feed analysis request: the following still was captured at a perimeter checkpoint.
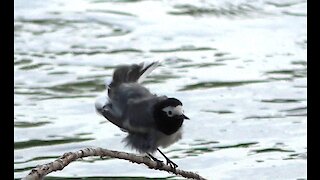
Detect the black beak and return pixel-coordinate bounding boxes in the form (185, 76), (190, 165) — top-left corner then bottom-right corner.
(182, 114), (190, 120)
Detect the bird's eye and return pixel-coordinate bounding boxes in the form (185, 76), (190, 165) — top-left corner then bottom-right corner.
(168, 111), (172, 115)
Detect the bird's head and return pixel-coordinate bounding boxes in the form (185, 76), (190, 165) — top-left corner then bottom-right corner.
(153, 98), (189, 135)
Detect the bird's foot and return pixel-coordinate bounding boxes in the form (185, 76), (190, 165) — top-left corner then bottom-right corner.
(147, 153), (164, 169)
(164, 157), (178, 170)
(154, 159), (164, 169)
(156, 148), (178, 170)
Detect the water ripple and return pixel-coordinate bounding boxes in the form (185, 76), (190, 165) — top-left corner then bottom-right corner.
(14, 121), (52, 128)
(15, 137), (94, 150)
(150, 46), (216, 53)
(169, 3), (267, 17)
(179, 80), (266, 91)
(251, 148), (295, 154)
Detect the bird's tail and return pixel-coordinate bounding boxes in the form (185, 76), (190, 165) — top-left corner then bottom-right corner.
(109, 61), (160, 88)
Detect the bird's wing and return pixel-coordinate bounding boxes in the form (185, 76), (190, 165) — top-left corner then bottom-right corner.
(95, 61), (162, 132)
(95, 93), (127, 131)
(95, 92), (109, 114)
(122, 95), (167, 133)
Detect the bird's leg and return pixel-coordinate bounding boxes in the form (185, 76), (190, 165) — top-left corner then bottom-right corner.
(147, 153), (164, 168)
(157, 148), (178, 170)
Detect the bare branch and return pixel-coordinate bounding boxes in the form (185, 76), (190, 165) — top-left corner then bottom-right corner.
(23, 147), (207, 180)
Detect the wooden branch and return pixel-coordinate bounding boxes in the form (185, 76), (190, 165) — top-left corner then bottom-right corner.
(23, 147), (207, 180)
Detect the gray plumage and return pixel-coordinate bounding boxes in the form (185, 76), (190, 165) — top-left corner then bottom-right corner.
(95, 61), (184, 154)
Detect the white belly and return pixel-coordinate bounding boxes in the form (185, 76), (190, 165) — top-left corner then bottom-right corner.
(157, 128), (182, 148)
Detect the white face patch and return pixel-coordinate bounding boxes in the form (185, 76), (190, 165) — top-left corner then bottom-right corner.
(162, 105), (184, 117)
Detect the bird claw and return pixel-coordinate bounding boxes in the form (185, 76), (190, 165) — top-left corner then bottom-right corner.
(147, 153), (164, 169)
(165, 158), (178, 170)
(156, 148), (178, 170)
(154, 159), (164, 169)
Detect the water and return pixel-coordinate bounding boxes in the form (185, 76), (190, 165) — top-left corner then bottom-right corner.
(14, 0), (307, 179)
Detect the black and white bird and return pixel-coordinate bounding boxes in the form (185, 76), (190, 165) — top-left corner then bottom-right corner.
(95, 61), (189, 168)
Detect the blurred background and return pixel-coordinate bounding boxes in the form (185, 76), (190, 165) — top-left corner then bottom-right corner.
(14, 0), (307, 179)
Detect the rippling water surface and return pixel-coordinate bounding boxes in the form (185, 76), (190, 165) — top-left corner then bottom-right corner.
(14, 0), (307, 179)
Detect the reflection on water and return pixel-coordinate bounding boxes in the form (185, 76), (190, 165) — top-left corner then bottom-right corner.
(14, 0), (306, 179)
